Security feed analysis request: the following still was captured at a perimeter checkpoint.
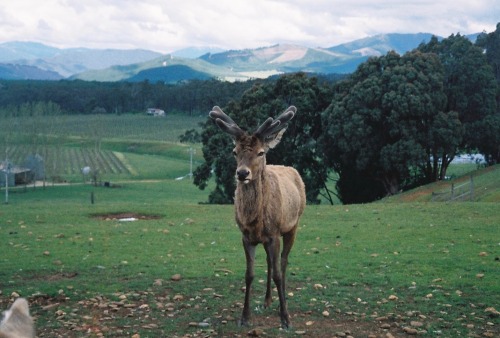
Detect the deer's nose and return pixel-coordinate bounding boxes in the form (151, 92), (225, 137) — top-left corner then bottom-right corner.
(237, 169), (250, 181)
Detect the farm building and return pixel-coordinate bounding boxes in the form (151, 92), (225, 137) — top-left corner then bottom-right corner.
(25, 154), (45, 180)
(0, 161), (33, 186)
(146, 108), (166, 117)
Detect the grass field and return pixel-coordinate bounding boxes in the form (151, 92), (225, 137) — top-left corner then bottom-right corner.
(0, 114), (499, 337)
(1, 180), (498, 337)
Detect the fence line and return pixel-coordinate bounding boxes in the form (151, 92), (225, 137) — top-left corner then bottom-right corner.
(432, 175), (474, 202)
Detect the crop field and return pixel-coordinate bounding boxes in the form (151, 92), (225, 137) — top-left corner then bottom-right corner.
(0, 113), (499, 337)
(7, 145), (132, 176)
(1, 114), (205, 182)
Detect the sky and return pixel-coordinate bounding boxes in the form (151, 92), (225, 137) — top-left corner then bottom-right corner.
(0, 0), (498, 53)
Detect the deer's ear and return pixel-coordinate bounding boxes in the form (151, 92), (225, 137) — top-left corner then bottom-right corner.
(265, 128), (287, 149)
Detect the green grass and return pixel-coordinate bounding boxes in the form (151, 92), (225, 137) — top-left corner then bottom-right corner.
(1, 180), (498, 337)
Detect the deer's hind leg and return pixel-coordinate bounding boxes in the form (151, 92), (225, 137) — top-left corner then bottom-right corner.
(281, 225), (297, 293)
(264, 248), (273, 308)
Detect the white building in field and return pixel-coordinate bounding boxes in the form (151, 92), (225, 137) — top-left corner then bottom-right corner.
(146, 108), (166, 117)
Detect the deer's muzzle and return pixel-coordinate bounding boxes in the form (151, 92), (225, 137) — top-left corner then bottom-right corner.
(236, 168), (251, 183)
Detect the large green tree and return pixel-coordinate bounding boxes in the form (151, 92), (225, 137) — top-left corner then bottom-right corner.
(418, 34), (499, 164)
(194, 73), (333, 204)
(321, 51), (462, 203)
(476, 23), (500, 162)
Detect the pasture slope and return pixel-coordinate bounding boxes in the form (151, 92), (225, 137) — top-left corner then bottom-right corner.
(383, 164), (500, 203)
(0, 172), (498, 337)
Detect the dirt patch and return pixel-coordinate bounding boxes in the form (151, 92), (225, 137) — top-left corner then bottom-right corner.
(91, 212), (162, 221)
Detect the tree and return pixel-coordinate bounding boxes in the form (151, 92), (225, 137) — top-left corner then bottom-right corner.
(418, 34), (499, 164)
(321, 51), (462, 203)
(194, 73), (333, 204)
(476, 23), (500, 162)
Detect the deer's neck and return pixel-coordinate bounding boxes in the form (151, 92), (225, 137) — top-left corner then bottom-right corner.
(235, 169), (268, 239)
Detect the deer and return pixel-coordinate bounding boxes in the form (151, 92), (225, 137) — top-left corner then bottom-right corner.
(0, 298), (35, 338)
(209, 105), (306, 329)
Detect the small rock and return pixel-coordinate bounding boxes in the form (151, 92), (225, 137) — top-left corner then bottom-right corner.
(43, 251), (50, 256)
(247, 328), (264, 336)
(198, 322), (209, 328)
(153, 279), (162, 286)
(476, 273), (485, 279)
(131, 334), (140, 338)
(313, 283), (323, 289)
(173, 294), (184, 301)
(485, 307), (500, 317)
(388, 295), (398, 301)
(11, 292), (20, 298)
(403, 327), (418, 335)
(171, 274), (182, 281)
(322, 310), (330, 317)
(380, 323), (391, 329)
(410, 321), (423, 327)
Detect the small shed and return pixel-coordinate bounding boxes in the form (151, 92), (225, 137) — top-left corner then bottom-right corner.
(25, 154), (45, 180)
(146, 108), (166, 117)
(0, 161), (32, 186)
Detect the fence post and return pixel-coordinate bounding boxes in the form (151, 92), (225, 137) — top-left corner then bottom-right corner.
(470, 175), (474, 201)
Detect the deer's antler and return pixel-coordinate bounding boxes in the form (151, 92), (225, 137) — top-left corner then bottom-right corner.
(255, 106), (296, 141)
(209, 106), (244, 139)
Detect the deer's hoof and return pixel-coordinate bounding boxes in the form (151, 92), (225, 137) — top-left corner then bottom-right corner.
(281, 317), (291, 329)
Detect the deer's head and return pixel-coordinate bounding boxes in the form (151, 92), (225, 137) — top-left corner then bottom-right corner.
(209, 106), (296, 183)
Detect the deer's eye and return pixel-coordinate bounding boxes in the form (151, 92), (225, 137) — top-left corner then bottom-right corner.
(257, 151), (265, 157)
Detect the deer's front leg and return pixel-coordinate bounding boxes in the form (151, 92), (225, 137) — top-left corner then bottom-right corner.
(240, 238), (256, 327)
(264, 237), (290, 329)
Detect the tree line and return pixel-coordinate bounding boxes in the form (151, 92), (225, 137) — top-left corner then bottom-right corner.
(0, 79), (258, 116)
(194, 26), (500, 204)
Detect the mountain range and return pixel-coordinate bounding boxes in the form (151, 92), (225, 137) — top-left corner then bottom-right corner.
(0, 33), (477, 82)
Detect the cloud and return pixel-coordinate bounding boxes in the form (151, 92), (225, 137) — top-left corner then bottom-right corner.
(0, 0), (498, 53)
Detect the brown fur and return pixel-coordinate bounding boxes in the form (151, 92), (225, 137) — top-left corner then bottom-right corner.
(210, 106), (305, 329)
(0, 298), (35, 338)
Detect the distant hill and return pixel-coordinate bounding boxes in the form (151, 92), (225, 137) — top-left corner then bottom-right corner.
(71, 54), (248, 82)
(127, 64), (212, 83)
(171, 46), (226, 58)
(0, 41), (162, 78)
(0, 63), (63, 80)
(327, 33), (435, 57)
(0, 32), (483, 81)
(0, 41), (60, 62)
